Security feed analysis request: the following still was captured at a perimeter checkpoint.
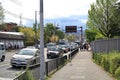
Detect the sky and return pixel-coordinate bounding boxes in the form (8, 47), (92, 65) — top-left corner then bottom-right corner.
(0, 0), (96, 30)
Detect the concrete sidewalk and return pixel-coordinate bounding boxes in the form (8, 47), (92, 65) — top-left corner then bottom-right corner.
(49, 51), (115, 80)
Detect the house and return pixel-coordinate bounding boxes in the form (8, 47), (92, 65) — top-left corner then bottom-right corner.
(0, 31), (24, 49)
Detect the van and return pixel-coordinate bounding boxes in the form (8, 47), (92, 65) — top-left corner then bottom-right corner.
(0, 43), (6, 62)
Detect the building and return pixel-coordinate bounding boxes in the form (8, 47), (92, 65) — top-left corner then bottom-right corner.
(0, 31), (24, 49)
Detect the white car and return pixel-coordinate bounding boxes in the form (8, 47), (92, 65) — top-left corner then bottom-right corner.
(0, 43), (6, 62)
(10, 48), (40, 67)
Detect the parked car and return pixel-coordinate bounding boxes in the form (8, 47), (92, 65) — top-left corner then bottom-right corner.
(46, 42), (56, 48)
(0, 43), (6, 62)
(70, 42), (79, 50)
(59, 45), (69, 53)
(10, 48), (40, 67)
(47, 47), (63, 59)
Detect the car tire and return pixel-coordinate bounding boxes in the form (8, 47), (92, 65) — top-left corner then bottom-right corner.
(12, 65), (16, 68)
(1, 56), (5, 62)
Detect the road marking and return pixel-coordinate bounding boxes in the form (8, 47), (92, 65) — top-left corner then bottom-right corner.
(0, 77), (13, 80)
(0, 63), (10, 67)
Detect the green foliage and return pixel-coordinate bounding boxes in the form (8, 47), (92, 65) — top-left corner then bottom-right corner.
(19, 27), (35, 46)
(87, 0), (120, 39)
(66, 34), (76, 42)
(15, 68), (35, 80)
(109, 55), (120, 75)
(23, 68), (35, 80)
(93, 51), (120, 79)
(44, 23), (65, 44)
(85, 29), (97, 42)
(0, 3), (4, 23)
(101, 55), (110, 71)
(115, 67), (120, 80)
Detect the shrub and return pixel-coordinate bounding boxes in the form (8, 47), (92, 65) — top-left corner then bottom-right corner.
(93, 53), (102, 65)
(109, 55), (120, 75)
(101, 55), (110, 71)
(115, 67), (120, 80)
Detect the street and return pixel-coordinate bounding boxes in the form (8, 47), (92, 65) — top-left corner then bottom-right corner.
(0, 48), (48, 79)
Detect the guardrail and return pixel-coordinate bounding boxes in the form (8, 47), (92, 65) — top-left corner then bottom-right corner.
(13, 48), (79, 80)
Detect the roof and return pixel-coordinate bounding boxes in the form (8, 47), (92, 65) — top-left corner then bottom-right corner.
(0, 31), (24, 40)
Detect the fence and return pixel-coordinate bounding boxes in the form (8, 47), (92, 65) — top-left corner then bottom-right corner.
(13, 48), (79, 80)
(91, 38), (120, 53)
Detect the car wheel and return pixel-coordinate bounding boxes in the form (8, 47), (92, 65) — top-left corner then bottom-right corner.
(12, 65), (16, 68)
(1, 56), (5, 62)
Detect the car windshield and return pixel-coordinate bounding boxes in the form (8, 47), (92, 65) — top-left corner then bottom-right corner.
(59, 45), (66, 48)
(49, 48), (59, 51)
(18, 49), (36, 56)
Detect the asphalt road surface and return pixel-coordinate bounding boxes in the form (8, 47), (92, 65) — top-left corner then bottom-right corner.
(0, 48), (48, 79)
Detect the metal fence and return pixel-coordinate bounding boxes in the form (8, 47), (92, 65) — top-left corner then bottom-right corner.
(13, 48), (79, 80)
(91, 38), (120, 53)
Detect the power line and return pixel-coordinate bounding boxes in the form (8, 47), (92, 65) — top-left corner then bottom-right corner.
(4, 9), (34, 21)
(10, 0), (22, 7)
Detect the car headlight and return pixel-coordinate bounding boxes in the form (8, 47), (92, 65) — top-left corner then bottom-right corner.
(25, 58), (33, 61)
(55, 52), (59, 54)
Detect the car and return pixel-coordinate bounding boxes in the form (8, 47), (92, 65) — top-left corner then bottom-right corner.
(0, 43), (6, 62)
(10, 48), (40, 67)
(46, 42), (56, 48)
(47, 47), (63, 59)
(59, 45), (69, 53)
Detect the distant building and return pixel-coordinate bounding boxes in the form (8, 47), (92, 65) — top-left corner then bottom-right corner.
(0, 31), (24, 49)
(0, 22), (18, 32)
(5, 22), (17, 32)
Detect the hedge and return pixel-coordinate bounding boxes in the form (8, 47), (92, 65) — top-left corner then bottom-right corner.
(93, 51), (120, 80)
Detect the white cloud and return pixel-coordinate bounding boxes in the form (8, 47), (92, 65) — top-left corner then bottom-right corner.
(44, 0), (95, 19)
(1, 0), (96, 26)
(80, 19), (87, 24)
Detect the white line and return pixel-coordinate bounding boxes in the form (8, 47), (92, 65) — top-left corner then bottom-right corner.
(0, 77), (13, 80)
(0, 63), (10, 67)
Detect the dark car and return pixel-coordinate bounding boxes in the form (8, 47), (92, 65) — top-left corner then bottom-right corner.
(47, 47), (63, 59)
(59, 45), (69, 53)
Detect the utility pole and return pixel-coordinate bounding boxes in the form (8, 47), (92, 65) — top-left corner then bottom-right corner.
(19, 13), (23, 26)
(40, 0), (45, 80)
(35, 11), (37, 42)
(80, 26), (83, 43)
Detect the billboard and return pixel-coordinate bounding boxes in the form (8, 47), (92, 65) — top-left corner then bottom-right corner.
(65, 26), (77, 33)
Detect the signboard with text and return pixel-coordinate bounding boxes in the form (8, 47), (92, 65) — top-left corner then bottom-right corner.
(65, 26), (77, 33)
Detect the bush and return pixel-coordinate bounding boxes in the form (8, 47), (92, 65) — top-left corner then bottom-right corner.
(115, 67), (120, 80)
(101, 55), (110, 71)
(109, 55), (120, 75)
(93, 53), (102, 65)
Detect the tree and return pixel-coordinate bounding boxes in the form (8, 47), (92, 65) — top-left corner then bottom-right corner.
(87, 0), (120, 39)
(66, 34), (76, 42)
(44, 23), (65, 44)
(85, 29), (97, 42)
(0, 3), (4, 24)
(19, 27), (35, 46)
(50, 35), (59, 43)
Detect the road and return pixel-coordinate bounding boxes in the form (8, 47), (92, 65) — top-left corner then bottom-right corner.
(0, 48), (48, 79)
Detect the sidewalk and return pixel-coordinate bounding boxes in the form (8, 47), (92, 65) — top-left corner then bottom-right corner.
(49, 51), (115, 80)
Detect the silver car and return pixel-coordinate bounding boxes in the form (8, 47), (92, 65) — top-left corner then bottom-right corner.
(10, 48), (40, 67)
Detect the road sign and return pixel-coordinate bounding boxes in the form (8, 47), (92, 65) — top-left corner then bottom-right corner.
(65, 26), (77, 33)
